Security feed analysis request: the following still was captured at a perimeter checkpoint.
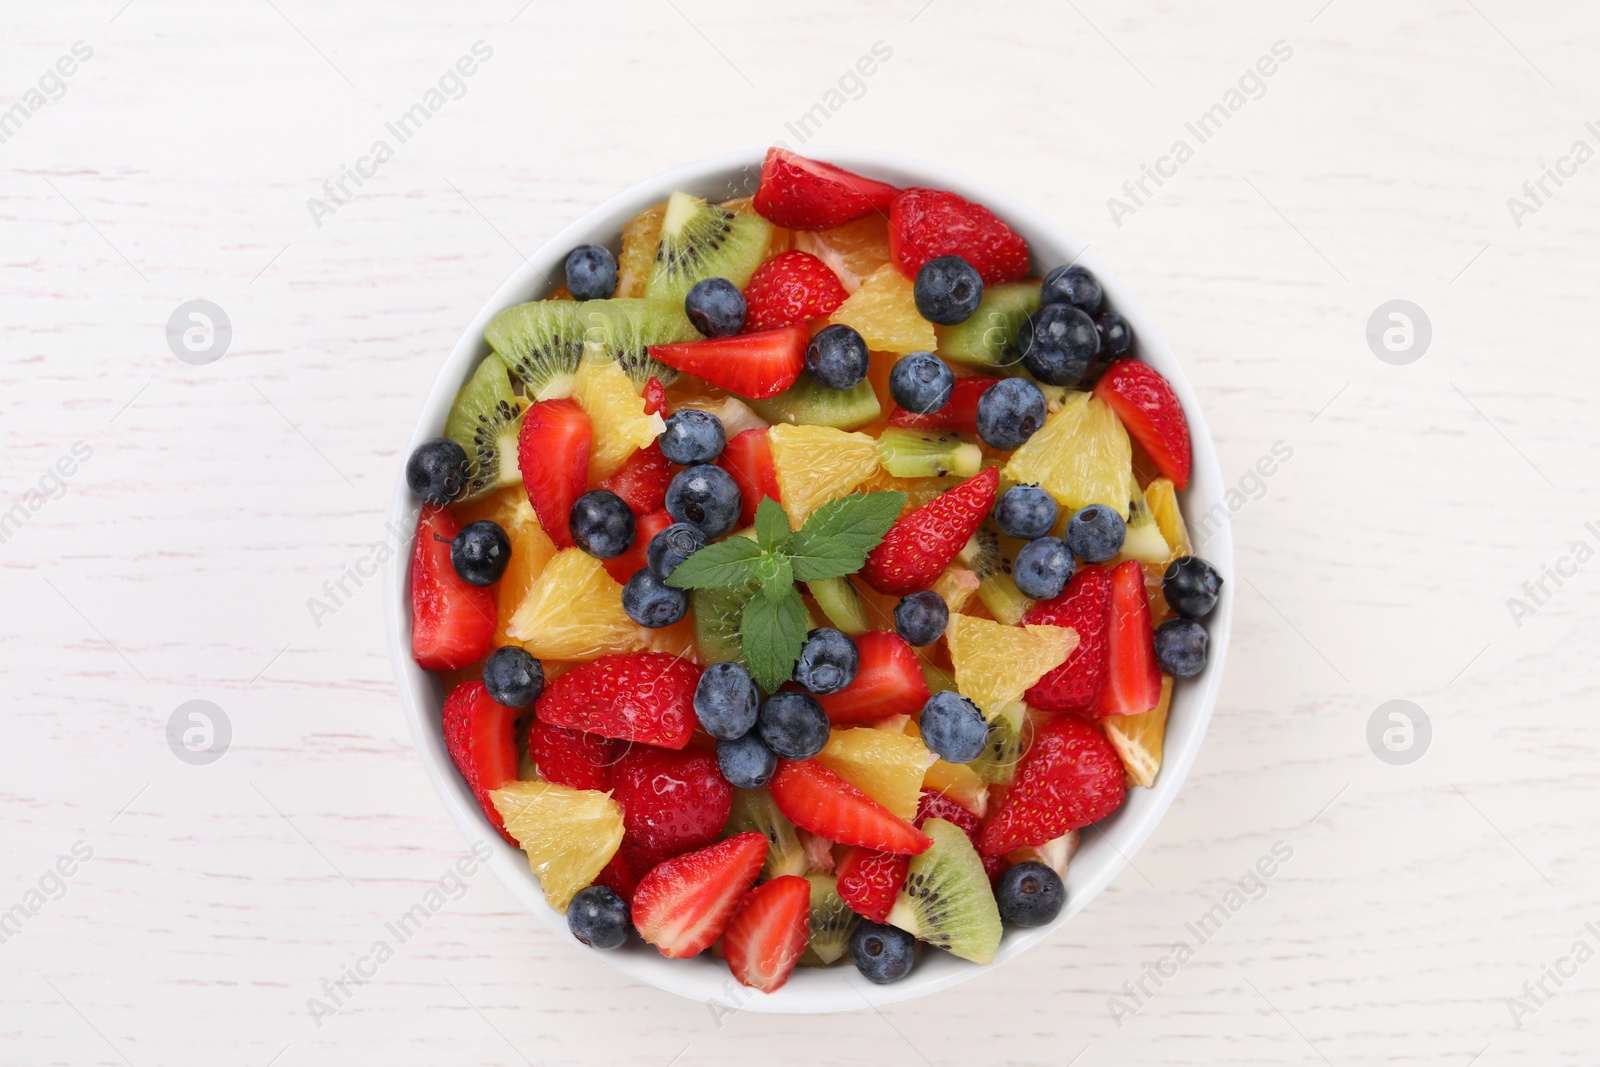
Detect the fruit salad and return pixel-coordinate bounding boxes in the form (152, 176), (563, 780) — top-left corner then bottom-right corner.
(405, 147), (1225, 993)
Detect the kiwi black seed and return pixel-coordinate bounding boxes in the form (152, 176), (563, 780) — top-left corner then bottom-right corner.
(646, 191), (773, 304)
(800, 874), (860, 967)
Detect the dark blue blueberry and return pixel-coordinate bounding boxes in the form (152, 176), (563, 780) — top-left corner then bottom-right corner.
(451, 520), (511, 586)
(622, 568), (688, 628)
(757, 690), (830, 760)
(685, 277), (746, 338)
(1096, 311), (1132, 358)
(1163, 556), (1223, 618)
(995, 861), (1065, 927)
(849, 921), (916, 984)
(994, 484), (1059, 540)
(481, 646), (544, 708)
(975, 378), (1047, 451)
(804, 324), (870, 390)
(913, 255), (984, 325)
(1013, 536), (1074, 600)
(1020, 303), (1099, 388)
(406, 437), (469, 505)
(664, 464), (742, 539)
(1040, 264), (1102, 315)
(792, 627), (859, 695)
(1065, 504), (1126, 563)
(658, 409), (726, 465)
(1154, 616), (1208, 678)
(567, 885), (631, 949)
(568, 489), (636, 559)
(717, 731), (779, 788)
(694, 661), (761, 740)
(918, 690), (990, 764)
(888, 351), (954, 415)
(565, 244), (617, 300)
(894, 590), (949, 647)
(646, 522), (707, 580)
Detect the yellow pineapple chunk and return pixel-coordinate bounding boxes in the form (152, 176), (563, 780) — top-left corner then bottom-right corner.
(815, 728), (933, 821)
(1105, 675), (1172, 788)
(827, 264), (937, 354)
(1004, 391), (1134, 517)
(506, 548), (647, 660)
(767, 423), (881, 526)
(946, 614), (1078, 709)
(572, 357), (665, 481)
(490, 781), (624, 910)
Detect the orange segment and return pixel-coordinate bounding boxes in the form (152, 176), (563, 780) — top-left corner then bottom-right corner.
(815, 728), (932, 821)
(767, 424), (881, 526)
(506, 548), (647, 660)
(454, 487), (558, 648)
(946, 615), (1078, 710)
(827, 264), (937, 355)
(572, 357), (664, 481)
(490, 781), (624, 910)
(795, 215), (892, 293)
(1003, 391), (1134, 518)
(616, 202), (666, 299)
(1105, 675), (1172, 788)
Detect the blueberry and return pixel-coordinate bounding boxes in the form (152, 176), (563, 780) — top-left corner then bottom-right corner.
(805, 324), (870, 390)
(565, 244), (617, 300)
(481, 646), (544, 708)
(647, 522), (707, 580)
(567, 885), (631, 949)
(694, 661), (761, 740)
(975, 378), (1047, 451)
(995, 861), (1065, 927)
(1013, 536), (1074, 600)
(918, 690), (990, 764)
(659, 409), (727, 465)
(1163, 556), (1223, 618)
(717, 731), (778, 788)
(664, 464), (742, 539)
(1065, 505), (1126, 563)
(406, 437), (470, 505)
(849, 921), (916, 984)
(622, 568), (688, 628)
(994, 484), (1059, 540)
(568, 490), (636, 559)
(1154, 616), (1208, 678)
(451, 520), (511, 586)
(1040, 264), (1102, 315)
(888, 351), (954, 414)
(913, 255), (984, 325)
(757, 690), (830, 760)
(1096, 311), (1132, 358)
(894, 590), (948, 647)
(792, 628), (859, 695)
(685, 277), (746, 338)
(1020, 303), (1099, 387)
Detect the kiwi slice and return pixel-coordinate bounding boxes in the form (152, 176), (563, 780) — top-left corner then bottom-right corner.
(886, 817), (1003, 964)
(969, 700), (1027, 785)
(800, 874), (859, 966)
(743, 372), (881, 430)
(920, 660), (959, 695)
(936, 282), (1041, 370)
(723, 787), (808, 881)
(646, 191), (773, 303)
(486, 298), (696, 398)
(577, 298), (697, 388)
(958, 526), (1034, 626)
(443, 357), (525, 501)
(877, 429), (983, 479)
(807, 577), (873, 635)
(1117, 486), (1172, 565)
(692, 584), (757, 664)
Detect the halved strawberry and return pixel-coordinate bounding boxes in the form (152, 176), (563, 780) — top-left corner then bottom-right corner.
(594, 851), (638, 902)
(410, 504), (495, 670)
(611, 746), (733, 874)
(860, 466), (999, 595)
(752, 147), (898, 230)
(813, 631), (930, 725)
(1095, 560), (1162, 717)
(535, 652), (702, 749)
(717, 428), (781, 528)
(601, 441), (672, 517)
(518, 398), (591, 547)
(641, 376), (667, 416)
(649, 325), (808, 400)
(979, 719), (1126, 855)
(1024, 565), (1114, 713)
(742, 250), (850, 332)
(768, 760), (931, 855)
(632, 831), (769, 958)
(915, 789), (982, 840)
(887, 376), (1000, 434)
(602, 507), (672, 585)
(442, 680), (519, 844)
(835, 846), (908, 923)
(888, 187), (1030, 284)
(529, 719), (619, 792)
(722, 875), (811, 992)
(1093, 359), (1192, 490)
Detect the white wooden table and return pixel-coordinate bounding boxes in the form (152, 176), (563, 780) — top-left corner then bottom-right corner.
(4, 1), (1598, 1062)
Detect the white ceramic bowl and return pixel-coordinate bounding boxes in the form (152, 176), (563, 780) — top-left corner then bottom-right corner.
(385, 148), (1232, 1013)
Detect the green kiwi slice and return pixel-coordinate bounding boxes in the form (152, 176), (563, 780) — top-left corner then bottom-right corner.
(799, 874), (859, 966)
(1116, 486), (1172, 564)
(969, 700), (1027, 786)
(443, 357), (525, 501)
(692, 584), (757, 664)
(958, 525), (1034, 626)
(742, 372), (881, 430)
(723, 788), (808, 881)
(936, 282), (1041, 370)
(646, 191), (773, 303)
(886, 817), (1003, 964)
(485, 297), (697, 398)
(576, 298), (698, 388)
(877, 428), (983, 479)
(807, 577), (873, 635)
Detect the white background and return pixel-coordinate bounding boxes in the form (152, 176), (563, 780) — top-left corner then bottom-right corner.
(3, 1), (1598, 1064)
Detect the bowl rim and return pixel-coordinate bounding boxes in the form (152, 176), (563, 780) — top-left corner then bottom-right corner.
(384, 147), (1234, 1014)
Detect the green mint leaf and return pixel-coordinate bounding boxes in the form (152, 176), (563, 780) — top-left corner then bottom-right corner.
(663, 535), (765, 590)
(753, 497), (791, 552)
(759, 553), (794, 601)
(741, 586), (808, 693)
(786, 491), (907, 582)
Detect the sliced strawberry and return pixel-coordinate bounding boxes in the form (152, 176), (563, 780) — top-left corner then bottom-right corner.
(411, 504), (495, 670)
(1096, 560), (1162, 717)
(535, 652), (702, 749)
(602, 507), (672, 585)
(983, 855), (1011, 885)
(887, 376), (1000, 434)
(649, 325), (808, 400)
(915, 789), (982, 841)
(717, 428), (781, 528)
(888, 187), (1030, 284)
(722, 875), (812, 992)
(742, 250), (850, 332)
(442, 680), (519, 845)
(611, 746), (733, 874)
(980, 719), (1126, 855)
(518, 398), (591, 547)
(1024, 565), (1114, 713)
(768, 760), (931, 855)
(1093, 359), (1192, 490)
(632, 831), (769, 958)
(835, 846), (908, 923)
(860, 466), (999, 595)
(602, 441), (672, 517)
(642, 376), (667, 416)
(752, 147), (898, 230)
(528, 719), (619, 792)
(813, 631), (930, 725)
(594, 851), (638, 902)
